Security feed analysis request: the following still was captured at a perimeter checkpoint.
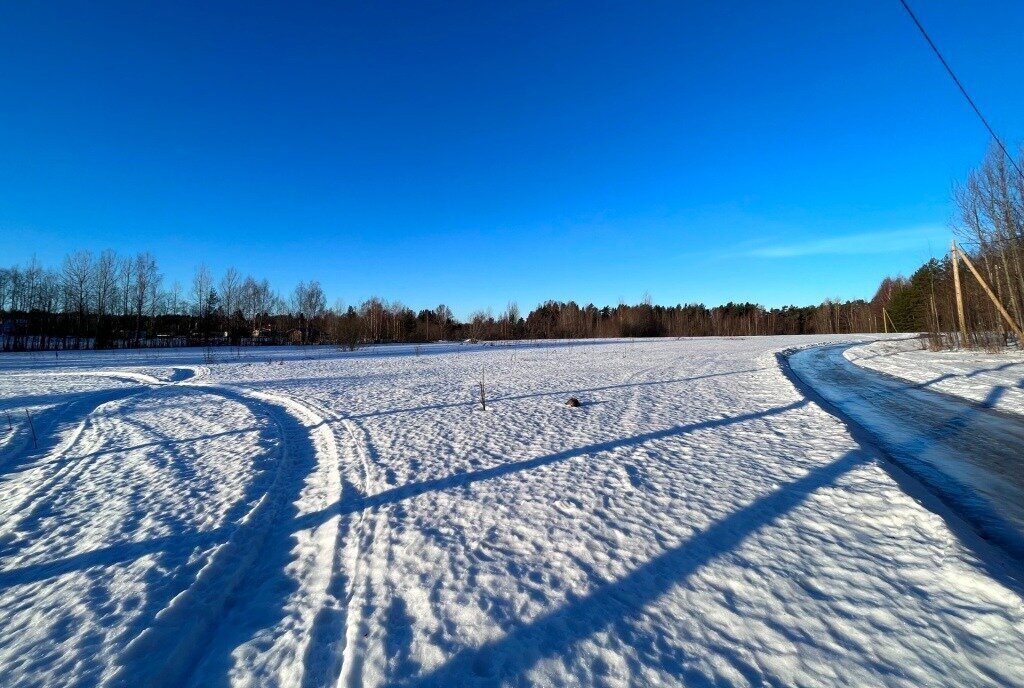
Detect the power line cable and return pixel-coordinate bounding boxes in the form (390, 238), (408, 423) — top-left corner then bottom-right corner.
(898, 0), (1024, 180)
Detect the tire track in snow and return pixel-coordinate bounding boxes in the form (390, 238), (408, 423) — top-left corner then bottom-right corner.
(110, 382), (348, 688)
(0, 364), (205, 463)
(43, 365), (208, 386)
(0, 410), (113, 548)
(334, 416), (395, 688)
(0, 368), (205, 541)
(244, 389), (349, 688)
(8, 368), (347, 688)
(0, 386), (140, 473)
(111, 383), (334, 686)
(0, 367), (207, 535)
(286, 392), (397, 688)
(288, 394), (385, 688)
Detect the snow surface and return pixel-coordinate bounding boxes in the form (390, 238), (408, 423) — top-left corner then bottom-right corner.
(847, 337), (1024, 417)
(1, 337), (1022, 687)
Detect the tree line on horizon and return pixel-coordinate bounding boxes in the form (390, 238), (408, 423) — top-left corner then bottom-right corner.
(872, 144), (1024, 351)
(0, 250), (883, 351)
(18, 140), (1021, 353)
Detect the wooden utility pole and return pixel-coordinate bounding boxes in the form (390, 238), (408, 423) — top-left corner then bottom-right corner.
(951, 240), (969, 346)
(956, 244), (1024, 346)
(882, 307), (897, 333)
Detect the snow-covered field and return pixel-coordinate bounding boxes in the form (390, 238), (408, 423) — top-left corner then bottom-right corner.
(1, 337), (1022, 687)
(848, 337), (1024, 417)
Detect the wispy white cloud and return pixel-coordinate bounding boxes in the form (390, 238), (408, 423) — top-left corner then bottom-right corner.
(744, 226), (947, 258)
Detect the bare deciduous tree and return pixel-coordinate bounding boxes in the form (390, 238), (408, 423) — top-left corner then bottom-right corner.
(61, 250), (93, 345)
(219, 267), (241, 334)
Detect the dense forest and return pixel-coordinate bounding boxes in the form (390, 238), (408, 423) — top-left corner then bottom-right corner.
(5, 144), (1020, 352)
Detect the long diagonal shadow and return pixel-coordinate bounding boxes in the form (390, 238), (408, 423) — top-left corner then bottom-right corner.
(289, 398), (809, 534)
(0, 386), (132, 412)
(0, 394), (818, 688)
(0, 529), (228, 589)
(238, 368), (767, 423)
(0, 386), (150, 477)
(899, 360), (1024, 393)
(0, 399), (809, 592)
(786, 345), (1024, 563)
(397, 448), (870, 687)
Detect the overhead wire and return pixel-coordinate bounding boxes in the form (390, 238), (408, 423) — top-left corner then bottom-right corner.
(897, 0), (1024, 180)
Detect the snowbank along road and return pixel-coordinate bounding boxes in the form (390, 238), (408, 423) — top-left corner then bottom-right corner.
(0, 337), (1022, 687)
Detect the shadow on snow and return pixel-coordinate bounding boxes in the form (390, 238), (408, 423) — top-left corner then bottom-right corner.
(396, 449), (872, 686)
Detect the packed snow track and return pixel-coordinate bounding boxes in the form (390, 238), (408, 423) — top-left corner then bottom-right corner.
(1, 338), (1022, 687)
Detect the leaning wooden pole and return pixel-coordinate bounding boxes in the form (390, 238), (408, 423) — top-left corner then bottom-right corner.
(951, 240), (969, 346)
(882, 307), (898, 333)
(956, 243), (1024, 347)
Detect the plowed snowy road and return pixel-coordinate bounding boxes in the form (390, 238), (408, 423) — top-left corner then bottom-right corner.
(1, 338), (1022, 687)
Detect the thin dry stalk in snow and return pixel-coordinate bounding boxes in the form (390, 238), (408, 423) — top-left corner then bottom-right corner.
(24, 409), (37, 448)
(479, 370), (486, 411)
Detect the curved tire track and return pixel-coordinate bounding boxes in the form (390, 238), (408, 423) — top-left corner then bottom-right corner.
(113, 382), (347, 688)
(1, 366), (208, 529)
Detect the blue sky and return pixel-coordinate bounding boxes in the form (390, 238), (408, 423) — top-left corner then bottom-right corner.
(2, 1), (1023, 318)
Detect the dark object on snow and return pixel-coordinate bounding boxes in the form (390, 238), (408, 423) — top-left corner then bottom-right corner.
(566, 397), (581, 408)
